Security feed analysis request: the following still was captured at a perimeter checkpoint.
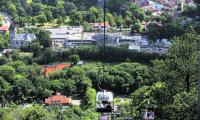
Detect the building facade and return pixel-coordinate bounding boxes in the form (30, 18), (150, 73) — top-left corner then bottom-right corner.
(47, 26), (96, 48)
(10, 33), (36, 48)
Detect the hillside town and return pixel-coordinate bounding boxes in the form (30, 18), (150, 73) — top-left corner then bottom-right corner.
(0, 0), (196, 56)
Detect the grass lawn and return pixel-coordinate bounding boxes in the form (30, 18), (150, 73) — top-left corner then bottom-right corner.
(30, 16), (71, 28)
(41, 17), (71, 28)
(114, 97), (132, 105)
(19, 52), (33, 57)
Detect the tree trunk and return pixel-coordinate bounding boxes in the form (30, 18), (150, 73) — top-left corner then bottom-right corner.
(0, 95), (6, 107)
(185, 73), (190, 92)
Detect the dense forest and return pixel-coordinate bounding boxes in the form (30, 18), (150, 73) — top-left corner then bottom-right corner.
(0, 0), (131, 27)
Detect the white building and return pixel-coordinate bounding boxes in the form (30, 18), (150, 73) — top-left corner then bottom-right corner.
(10, 34), (36, 48)
(47, 26), (92, 48)
(128, 44), (141, 51)
(47, 28), (66, 47)
(64, 33), (96, 47)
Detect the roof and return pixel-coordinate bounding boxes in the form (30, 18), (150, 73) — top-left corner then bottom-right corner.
(12, 34), (36, 41)
(0, 26), (8, 31)
(47, 26), (83, 39)
(129, 45), (140, 50)
(45, 95), (71, 105)
(91, 22), (110, 27)
(2, 49), (13, 54)
(96, 91), (114, 101)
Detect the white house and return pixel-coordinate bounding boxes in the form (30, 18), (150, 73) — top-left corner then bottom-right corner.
(64, 33), (96, 47)
(10, 34), (36, 48)
(47, 26), (95, 47)
(47, 26), (85, 48)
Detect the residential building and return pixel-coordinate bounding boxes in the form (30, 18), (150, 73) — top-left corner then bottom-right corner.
(47, 28), (66, 47)
(10, 33), (36, 48)
(129, 44), (141, 51)
(47, 26), (93, 48)
(91, 22), (110, 32)
(64, 33), (96, 47)
(45, 93), (71, 106)
(1, 49), (13, 54)
(0, 26), (9, 34)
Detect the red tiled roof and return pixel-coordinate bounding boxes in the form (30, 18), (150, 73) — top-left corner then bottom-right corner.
(45, 95), (71, 105)
(0, 26), (8, 31)
(92, 22), (110, 27)
(99, 22), (110, 27)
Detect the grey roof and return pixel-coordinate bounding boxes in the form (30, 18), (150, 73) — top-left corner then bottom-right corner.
(11, 34), (36, 41)
(47, 26), (83, 39)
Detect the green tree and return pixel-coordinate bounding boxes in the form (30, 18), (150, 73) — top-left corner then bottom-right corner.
(82, 21), (91, 32)
(45, 10), (53, 22)
(89, 7), (99, 19)
(69, 54), (80, 65)
(0, 34), (6, 51)
(131, 20), (143, 34)
(21, 105), (49, 120)
(64, 2), (76, 15)
(0, 65), (16, 81)
(70, 11), (83, 25)
(12, 74), (33, 102)
(8, 3), (18, 17)
(129, 3), (144, 21)
(131, 82), (168, 119)
(147, 23), (161, 41)
(0, 15), (4, 26)
(84, 87), (96, 109)
(36, 13), (47, 25)
(0, 56), (8, 65)
(50, 80), (64, 92)
(164, 88), (197, 120)
(124, 16), (132, 27)
(0, 77), (11, 106)
(56, 16), (63, 26)
(107, 13), (115, 26)
(168, 27), (199, 92)
(115, 15), (123, 28)
(30, 42), (41, 57)
(36, 29), (52, 48)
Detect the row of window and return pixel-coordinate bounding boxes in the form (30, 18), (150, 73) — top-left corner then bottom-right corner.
(12, 41), (30, 45)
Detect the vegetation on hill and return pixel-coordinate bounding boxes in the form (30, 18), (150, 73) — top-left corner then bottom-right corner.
(0, 0), (200, 120)
(0, 26), (199, 119)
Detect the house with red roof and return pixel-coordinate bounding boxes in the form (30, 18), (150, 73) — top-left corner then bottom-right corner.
(0, 25), (9, 34)
(45, 93), (72, 106)
(91, 22), (110, 32)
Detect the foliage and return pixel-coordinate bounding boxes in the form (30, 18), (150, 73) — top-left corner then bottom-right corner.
(84, 87), (96, 109)
(0, 105), (53, 120)
(35, 29), (52, 48)
(69, 54), (80, 65)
